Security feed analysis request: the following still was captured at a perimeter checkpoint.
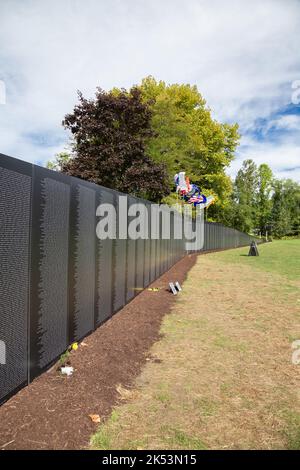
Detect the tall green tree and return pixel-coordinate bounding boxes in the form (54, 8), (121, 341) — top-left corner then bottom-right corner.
(229, 159), (299, 238)
(271, 179), (300, 237)
(137, 76), (240, 216)
(271, 180), (292, 238)
(256, 163), (273, 234)
(231, 159), (258, 233)
(286, 179), (300, 234)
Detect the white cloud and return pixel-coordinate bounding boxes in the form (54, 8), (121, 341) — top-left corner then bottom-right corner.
(0, 0), (299, 178)
(265, 115), (300, 132)
(229, 137), (300, 181)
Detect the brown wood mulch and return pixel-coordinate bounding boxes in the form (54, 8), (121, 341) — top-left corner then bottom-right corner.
(0, 254), (197, 450)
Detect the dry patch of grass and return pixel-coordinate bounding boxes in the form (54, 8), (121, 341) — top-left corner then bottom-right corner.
(91, 243), (300, 450)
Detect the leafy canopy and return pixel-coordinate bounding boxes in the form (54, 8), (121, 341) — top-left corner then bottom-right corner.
(60, 87), (170, 201)
(227, 158), (300, 237)
(138, 76), (240, 215)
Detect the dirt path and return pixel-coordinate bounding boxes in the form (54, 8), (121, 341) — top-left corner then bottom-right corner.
(91, 247), (300, 450)
(0, 254), (197, 450)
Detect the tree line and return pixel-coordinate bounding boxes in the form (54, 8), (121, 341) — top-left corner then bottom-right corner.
(48, 76), (299, 238)
(226, 159), (300, 238)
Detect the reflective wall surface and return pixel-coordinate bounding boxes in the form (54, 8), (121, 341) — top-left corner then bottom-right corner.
(0, 153), (259, 404)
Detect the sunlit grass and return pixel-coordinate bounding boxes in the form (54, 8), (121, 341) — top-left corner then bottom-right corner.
(215, 239), (300, 281)
(91, 240), (300, 450)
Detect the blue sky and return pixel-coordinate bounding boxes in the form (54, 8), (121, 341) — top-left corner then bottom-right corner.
(0, 0), (299, 181)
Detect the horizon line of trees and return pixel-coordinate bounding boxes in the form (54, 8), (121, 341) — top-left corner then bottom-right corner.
(47, 76), (299, 239)
(224, 159), (300, 238)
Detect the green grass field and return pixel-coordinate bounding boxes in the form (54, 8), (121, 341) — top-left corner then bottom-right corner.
(217, 239), (300, 281)
(91, 240), (300, 450)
